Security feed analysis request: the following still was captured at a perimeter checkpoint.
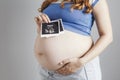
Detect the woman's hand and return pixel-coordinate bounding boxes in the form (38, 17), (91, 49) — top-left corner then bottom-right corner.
(34, 13), (51, 34)
(55, 57), (85, 75)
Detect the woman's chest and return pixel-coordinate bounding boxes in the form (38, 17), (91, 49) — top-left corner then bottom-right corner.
(42, 3), (92, 21)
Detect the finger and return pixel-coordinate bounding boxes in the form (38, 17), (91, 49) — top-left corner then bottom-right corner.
(57, 67), (72, 75)
(38, 15), (43, 23)
(57, 64), (70, 72)
(58, 59), (71, 66)
(62, 59), (71, 64)
(42, 13), (51, 23)
(57, 67), (65, 72)
(34, 16), (42, 28)
(40, 14), (48, 23)
(57, 70), (73, 75)
(57, 67), (68, 75)
(34, 16), (42, 25)
(56, 66), (66, 73)
(34, 17), (39, 24)
(62, 66), (74, 75)
(34, 16), (42, 34)
(34, 17), (38, 22)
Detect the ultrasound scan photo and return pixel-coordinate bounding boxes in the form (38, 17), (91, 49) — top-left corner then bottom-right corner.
(42, 22), (59, 34)
(40, 19), (64, 38)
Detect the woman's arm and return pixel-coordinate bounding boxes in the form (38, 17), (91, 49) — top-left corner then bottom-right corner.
(79, 0), (113, 64)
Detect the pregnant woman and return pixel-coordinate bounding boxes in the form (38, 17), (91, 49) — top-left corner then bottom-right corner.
(34, 0), (113, 80)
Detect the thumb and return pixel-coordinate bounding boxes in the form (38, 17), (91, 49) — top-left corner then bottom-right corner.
(34, 17), (40, 26)
(58, 58), (71, 66)
(34, 17), (41, 34)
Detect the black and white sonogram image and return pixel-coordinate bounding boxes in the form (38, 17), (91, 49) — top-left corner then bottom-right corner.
(40, 19), (65, 38)
(41, 21), (59, 34)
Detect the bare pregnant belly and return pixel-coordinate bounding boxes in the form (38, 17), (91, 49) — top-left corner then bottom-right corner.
(34, 30), (94, 70)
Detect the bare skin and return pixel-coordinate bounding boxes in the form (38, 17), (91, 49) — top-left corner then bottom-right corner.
(34, 0), (113, 75)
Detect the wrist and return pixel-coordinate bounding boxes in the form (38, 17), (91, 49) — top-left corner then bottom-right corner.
(78, 57), (88, 66)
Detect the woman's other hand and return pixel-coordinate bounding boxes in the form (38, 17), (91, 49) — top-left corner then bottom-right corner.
(55, 57), (85, 75)
(34, 13), (51, 34)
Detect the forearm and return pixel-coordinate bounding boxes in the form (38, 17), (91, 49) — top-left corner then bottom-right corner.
(79, 35), (113, 64)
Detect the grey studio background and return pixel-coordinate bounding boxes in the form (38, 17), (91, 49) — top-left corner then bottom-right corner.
(0, 0), (119, 80)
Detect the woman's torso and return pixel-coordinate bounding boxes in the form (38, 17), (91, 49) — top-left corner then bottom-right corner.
(34, 1), (95, 71)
